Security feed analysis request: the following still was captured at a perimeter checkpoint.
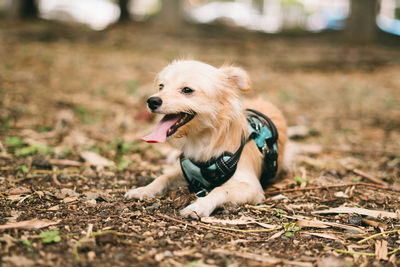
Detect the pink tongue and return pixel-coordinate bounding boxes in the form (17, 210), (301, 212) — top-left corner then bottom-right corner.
(142, 115), (180, 143)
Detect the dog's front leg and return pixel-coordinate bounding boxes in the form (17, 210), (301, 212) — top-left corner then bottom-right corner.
(180, 170), (265, 218)
(124, 163), (181, 200)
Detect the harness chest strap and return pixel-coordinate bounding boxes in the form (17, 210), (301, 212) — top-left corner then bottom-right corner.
(180, 109), (279, 197)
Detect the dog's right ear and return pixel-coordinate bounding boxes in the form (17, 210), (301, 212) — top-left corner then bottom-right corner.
(220, 66), (251, 92)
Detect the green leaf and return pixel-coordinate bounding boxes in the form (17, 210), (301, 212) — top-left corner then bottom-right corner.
(5, 136), (25, 147)
(39, 230), (61, 243)
(117, 158), (133, 171)
(15, 146), (36, 157)
(294, 176), (308, 185)
(16, 165), (29, 174)
(14, 144), (54, 157)
(285, 231), (293, 237)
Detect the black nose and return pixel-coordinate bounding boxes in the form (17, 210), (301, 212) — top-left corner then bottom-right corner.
(147, 97), (162, 110)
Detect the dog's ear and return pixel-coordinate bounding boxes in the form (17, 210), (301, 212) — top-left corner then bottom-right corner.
(220, 66), (251, 92)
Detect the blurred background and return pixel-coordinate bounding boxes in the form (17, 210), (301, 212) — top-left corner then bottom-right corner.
(1, 0), (400, 37)
(0, 0), (399, 178)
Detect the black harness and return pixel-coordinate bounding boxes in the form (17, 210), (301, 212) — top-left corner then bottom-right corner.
(180, 109), (279, 197)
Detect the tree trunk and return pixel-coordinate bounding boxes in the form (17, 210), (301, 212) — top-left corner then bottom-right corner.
(10, 0), (38, 19)
(344, 0), (378, 43)
(156, 0), (184, 26)
(118, 0), (130, 22)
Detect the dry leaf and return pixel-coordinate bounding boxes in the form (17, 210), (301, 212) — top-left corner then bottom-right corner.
(270, 194), (287, 200)
(302, 232), (338, 240)
(313, 206), (398, 219)
(295, 219), (329, 229)
(80, 151), (115, 168)
(48, 205), (60, 211)
(362, 218), (387, 229)
(63, 196), (78, 203)
(8, 187), (31, 195)
(375, 240), (388, 260)
(267, 230), (284, 241)
(0, 219), (60, 230)
(201, 216), (277, 229)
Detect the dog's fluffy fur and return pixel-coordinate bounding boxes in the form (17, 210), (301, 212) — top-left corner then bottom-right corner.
(125, 60), (287, 218)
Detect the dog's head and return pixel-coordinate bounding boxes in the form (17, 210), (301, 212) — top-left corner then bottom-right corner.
(142, 60), (250, 143)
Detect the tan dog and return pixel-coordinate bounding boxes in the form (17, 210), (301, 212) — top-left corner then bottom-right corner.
(125, 60), (287, 218)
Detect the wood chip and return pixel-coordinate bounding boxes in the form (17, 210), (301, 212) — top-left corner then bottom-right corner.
(313, 206), (398, 219)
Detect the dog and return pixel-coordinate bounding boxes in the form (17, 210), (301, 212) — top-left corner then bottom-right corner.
(125, 60), (288, 218)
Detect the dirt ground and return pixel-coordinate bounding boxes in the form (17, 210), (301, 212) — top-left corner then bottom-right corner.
(0, 20), (400, 267)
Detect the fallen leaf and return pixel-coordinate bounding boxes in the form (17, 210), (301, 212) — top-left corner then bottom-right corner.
(302, 232), (339, 240)
(270, 194), (287, 200)
(375, 240), (388, 260)
(267, 230), (285, 241)
(8, 186), (31, 195)
(295, 219), (329, 229)
(60, 188), (80, 197)
(201, 216), (277, 229)
(0, 219), (60, 230)
(313, 206), (398, 219)
(48, 205), (60, 211)
(80, 151), (115, 168)
(362, 218), (387, 229)
(63, 196), (78, 203)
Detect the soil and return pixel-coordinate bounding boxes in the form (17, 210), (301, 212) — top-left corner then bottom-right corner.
(0, 20), (399, 267)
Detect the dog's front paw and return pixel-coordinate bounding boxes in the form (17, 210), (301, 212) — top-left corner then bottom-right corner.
(124, 186), (156, 200)
(180, 201), (213, 218)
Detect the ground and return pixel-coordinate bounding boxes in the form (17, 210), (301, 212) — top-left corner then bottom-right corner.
(0, 20), (399, 267)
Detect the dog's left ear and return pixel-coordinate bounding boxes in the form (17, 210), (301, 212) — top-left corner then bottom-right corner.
(220, 66), (251, 92)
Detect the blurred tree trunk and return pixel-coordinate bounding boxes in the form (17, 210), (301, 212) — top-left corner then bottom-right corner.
(344, 0), (378, 43)
(156, 0), (185, 26)
(11, 0), (38, 19)
(118, 0), (130, 22)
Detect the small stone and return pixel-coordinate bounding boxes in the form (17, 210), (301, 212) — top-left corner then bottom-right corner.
(146, 202), (160, 211)
(348, 215), (362, 225)
(99, 210), (109, 216)
(95, 233), (118, 245)
(87, 251), (96, 261)
(205, 233), (214, 239)
(32, 157), (52, 169)
(164, 250), (173, 257)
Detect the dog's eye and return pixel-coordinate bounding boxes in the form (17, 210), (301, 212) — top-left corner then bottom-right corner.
(182, 87), (194, 94)
(159, 84), (164, 91)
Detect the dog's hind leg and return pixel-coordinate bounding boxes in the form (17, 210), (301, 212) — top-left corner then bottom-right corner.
(180, 170), (264, 218)
(124, 163), (181, 200)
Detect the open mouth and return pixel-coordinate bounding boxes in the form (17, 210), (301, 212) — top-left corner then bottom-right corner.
(142, 112), (196, 143)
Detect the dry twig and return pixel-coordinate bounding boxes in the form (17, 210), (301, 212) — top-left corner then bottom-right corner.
(265, 182), (400, 195)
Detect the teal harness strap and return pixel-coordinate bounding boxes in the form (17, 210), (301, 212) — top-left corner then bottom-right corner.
(180, 109), (279, 197)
